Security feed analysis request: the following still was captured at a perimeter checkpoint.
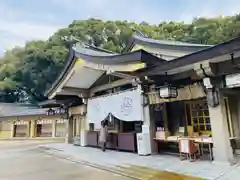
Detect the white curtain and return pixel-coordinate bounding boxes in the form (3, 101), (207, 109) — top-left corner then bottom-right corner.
(87, 89), (143, 125)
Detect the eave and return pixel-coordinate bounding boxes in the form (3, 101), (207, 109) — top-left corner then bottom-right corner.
(39, 95), (83, 108)
(45, 44), (112, 99)
(45, 47), (76, 97)
(38, 99), (65, 108)
(74, 45), (166, 65)
(137, 36), (240, 77)
(45, 39), (171, 100)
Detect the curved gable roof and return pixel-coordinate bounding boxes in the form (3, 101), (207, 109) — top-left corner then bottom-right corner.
(47, 32), (213, 98)
(138, 36), (240, 76)
(74, 44), (166, 65)
(45, 46), (76, 97)
(45, 44), (114, 98)
(45, 42), (168, 98)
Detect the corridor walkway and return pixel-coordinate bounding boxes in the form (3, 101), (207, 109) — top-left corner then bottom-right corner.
(39, 143), (240, 180)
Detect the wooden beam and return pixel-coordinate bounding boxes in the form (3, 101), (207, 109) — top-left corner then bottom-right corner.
(171, 70), (199, 80)
(216, 57), (240, 76)
(143, 38), (240, 76)
(63, 86), (89, 94)
(90, 79), (132, 96)
(110, 72), (136, 79)
(55, 91), (79, 97)
(221, 88), (240, 95)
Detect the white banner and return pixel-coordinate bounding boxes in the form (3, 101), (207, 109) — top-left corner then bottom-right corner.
(87, 89), (143, 125)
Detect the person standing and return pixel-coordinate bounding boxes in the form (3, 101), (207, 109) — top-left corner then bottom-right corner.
(99, 120), (108, 152)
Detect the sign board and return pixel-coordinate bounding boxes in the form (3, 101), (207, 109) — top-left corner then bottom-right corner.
(225, 73), (240, 88)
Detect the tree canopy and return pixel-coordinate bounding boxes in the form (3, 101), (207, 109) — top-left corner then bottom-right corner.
(0, 15), (240, 103)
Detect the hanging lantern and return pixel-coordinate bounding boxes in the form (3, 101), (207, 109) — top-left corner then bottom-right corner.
(157, 72), (178, 99)
(158, 84), (178, 99)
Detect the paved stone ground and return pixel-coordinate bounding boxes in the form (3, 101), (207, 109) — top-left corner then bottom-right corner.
(0, 141), (131, 180)
(39, 143), (240, 180)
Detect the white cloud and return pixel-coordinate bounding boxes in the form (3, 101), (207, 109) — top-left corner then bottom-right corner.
(0, 0), (240, 56)
(0, 20), (62, 55)
(0, 21), (61, 40)
(52, 0), (240, 24)
(52, 0), (161, 24)
(0, 2), (63, 56)
(0, 36), (24, 53)
(179, 0), (240, 23)
(0, 0), (160, 56)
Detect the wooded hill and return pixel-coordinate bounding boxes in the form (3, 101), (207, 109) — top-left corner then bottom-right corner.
(0, 15), (240, 103)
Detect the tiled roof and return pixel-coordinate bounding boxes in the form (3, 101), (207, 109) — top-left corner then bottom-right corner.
(73, 43), (117, 57)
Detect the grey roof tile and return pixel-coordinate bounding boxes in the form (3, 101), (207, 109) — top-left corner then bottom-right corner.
(73, 43), (118, 57)
(0, 103), (48, 118)
(133, 34), (213, 47)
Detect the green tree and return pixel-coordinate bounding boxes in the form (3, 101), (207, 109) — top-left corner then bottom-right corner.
(0, 15), (240, 103)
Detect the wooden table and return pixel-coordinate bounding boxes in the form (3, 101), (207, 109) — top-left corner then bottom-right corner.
(154, 137), (213, 161)
(179, 137), (213, 161)
(153, 138), (179, 155)
(194, 138), (213, 161)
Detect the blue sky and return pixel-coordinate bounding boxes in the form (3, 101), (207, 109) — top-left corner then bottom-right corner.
(0, 0), (240, 56)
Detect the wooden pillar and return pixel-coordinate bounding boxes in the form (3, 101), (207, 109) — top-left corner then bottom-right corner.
(76, 116), (81, 135)
(71, 117), (75, 137)
(65, 105), (70, 143)
(143, 104), (154, 154)
(52, 120), (56, 138)
(163, 103), (168, 131)
(120, 121), (123, 132)
(10, 122), (15, 138)
(26, 121), (31, 137)
(65, 119), (69, 143)
(81, 116), (87, 131)
(65, 119), (73, 143)
(30, 120), (36, 138)
(208, 89), (235, 164)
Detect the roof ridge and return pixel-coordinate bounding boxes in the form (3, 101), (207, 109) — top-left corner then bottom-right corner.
(86, 44), (116, 54)
(133, 34), (213, 47)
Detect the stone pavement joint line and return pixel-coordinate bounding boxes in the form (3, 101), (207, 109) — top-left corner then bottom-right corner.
(40, 144), (240, 179)
(41, 150), (139, 180)
(214, 163), (240, 180)
(40, 148), (203, 180)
